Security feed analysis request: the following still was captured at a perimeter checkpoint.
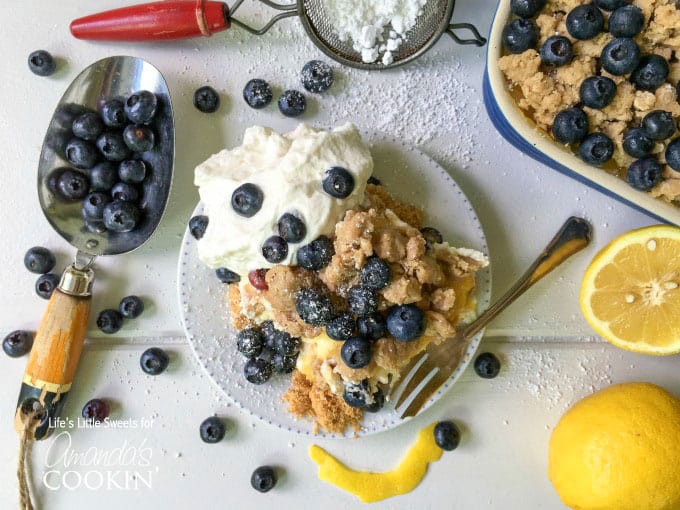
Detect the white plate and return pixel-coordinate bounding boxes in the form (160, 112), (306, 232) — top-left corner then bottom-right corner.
(177, 138), (491, 438)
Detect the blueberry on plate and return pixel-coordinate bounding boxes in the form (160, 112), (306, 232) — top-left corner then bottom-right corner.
(365, 387), (385, 413)
(99, 99), (127, 128)
(342, 379), (372, 408)
(140, 347), (169, 375)
(296, 235), (334, 270)
(243, 79), (273, 109)
(103, 200), (142, 232)
(123, 124), (155, 153)
(666, 138), (680, 171)
(96, 309), (124, 334)
(193, 86), (220, 113)
(237, 328), (264, 358)
(118, 159), (147, 184)
(301, 60), (334, 93)
(510, 0), (546, 18)
(608, 4), (645, 38)
(277, 213), (306, 243)
(434, 421), (461, 451)
(630, 55), (669, 92)
(593, 0), (626, 11)
(28, 50), (56, 76)
(623, 128), (655, 158)
(272, 352), (298, 374)
(244, 357), (272, 384)
(323, 166), (355, 198)
(501, 18), (538, 54)
(386, 304), (425, 342)
(271, 332), (300, 357)
(357, 312), (387, 341)
(347, 285), (378, 316)
(326, 312), (356, 341)
(199, 416), (226, 443)
(474, 352), (501, 378)
(90, 161), (118, 192)
(216, 267), (240, 283)
(56, 169), (90, 200)
(119, 295), (144, 319)
(262, 235), (288, 263)
(251, 466), (276, 493)
(35, 273), (60, 299)
(600, 38), (640, 76)
(296, 288), (333, 326)
(626, 158), (663, 191)
(65, 138), (99, 169)
(24, 246), (56, 274)
(231, 183), (264, 217)
(565, 4), (604, 40)
(189, 215), (209, 240)
(278, 90), (306, 117)
(2, 330), (33, 358)
(111, 182), (141, 203)
(552, 107), (589, 144)
(82, 192), (112, 220)
(579, 76), (617, 109)
(540, 36), (574, 66)
(341, 336), (372, 369)
(420, 227), (443, 249)
(641, 110), (676, 141)
(125, 90), (157, 124)
(82, 398), (110, 423)
(361, 256), (391, 290)
(97, 131), (131, 162)
(578, 132), (614, 165)
(71, 111), (103, 141)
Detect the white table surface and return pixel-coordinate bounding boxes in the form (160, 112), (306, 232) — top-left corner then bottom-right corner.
(1, 1), (678, 509)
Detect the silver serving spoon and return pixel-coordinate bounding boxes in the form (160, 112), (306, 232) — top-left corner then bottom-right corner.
(14, 56), (174, 440)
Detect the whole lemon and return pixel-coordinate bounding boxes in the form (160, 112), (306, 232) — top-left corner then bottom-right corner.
(548, 382), (680, 510)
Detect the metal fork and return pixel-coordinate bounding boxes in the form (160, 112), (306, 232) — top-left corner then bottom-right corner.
(392, 216), (592, 418)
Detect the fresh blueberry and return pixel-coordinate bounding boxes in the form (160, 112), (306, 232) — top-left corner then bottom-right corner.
(420, 227), (443, 249)
(566, 4), (604, 40)
(97, 131), (131, 162)
(96, 309), (124, 334)
(271, 332), (300, 357)
(326, 312), (356, 341)
(262, 324), (290, 352)
(272, 352), (298, 374)
(2, 330), (33, 358)
(125, 90), (157, 124)
(193, 86), (220, 113)
(579, 132), (614, 165)
(296, 288), (333, 326)
(631, 55), (669, 92)
(301, 60), (334, 93)
(99, 99), (127, 128)
(28, 50), (56, 76)
(642, 110), (676, 140)
(347, 286), (378, 316)
(341, 336), (372, 369)
(540, 36), (573, 66)
(90, 161), (118, 192)
(626, 158), (663, 191)
(552, 107), (589, 144)
(357, 312), (387, 341)
(65, 138), (99, 169)
(189, 215), (209, 240)
(237, 328), (264, 358)
(434, 421), (461, 451)
(342, 379), (372, 408)
(35, 273), (60, 299)
(248, 269), (268, 290)
(579, 76), (617, 109)
(386, 304), (425, 342)
(24, 247), (56, 274)
(323, 166), (355, 198)
(277, 213), (306, 243)
(82, 192), (112, 220)
(71, 112), (103, 141)
(474, 352), (501, 378)
(56, 169), (89, 200)
(199, 416), (226, 443)
(82, 399), (110, 423)
(103, 200), (141, 232)
(118, 160), (147, 184)
(231, 183), (264, 217)
(278, 90), (306, 117)
(666, 138), (680, 171)
(361, 256), (391, 290)
(119, 295), (144, 319)
(510, 0), (547, 18)
(501, 19), (538, 54)
(216, 267), (240, 283)
(262, 236), (288, 263)
(244, 357), (272, 384)
(111, 182), (141, 203)
(593, 0), (626, 10)
(243, 79), (273, 109)
(601, 38), (640, 76)
(608, 4), (645, 38)
(296, 235), (334, 270)
(140, 347), (169, 375)
(623, 128), (655, 158)
(365, 387), (385, 413)
(367, 176), (382, 185)
(251, 466), (276, 493)
(123, 125), (155, 153)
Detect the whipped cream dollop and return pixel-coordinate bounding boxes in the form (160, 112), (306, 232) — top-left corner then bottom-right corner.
(194, 123), (373, 275)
